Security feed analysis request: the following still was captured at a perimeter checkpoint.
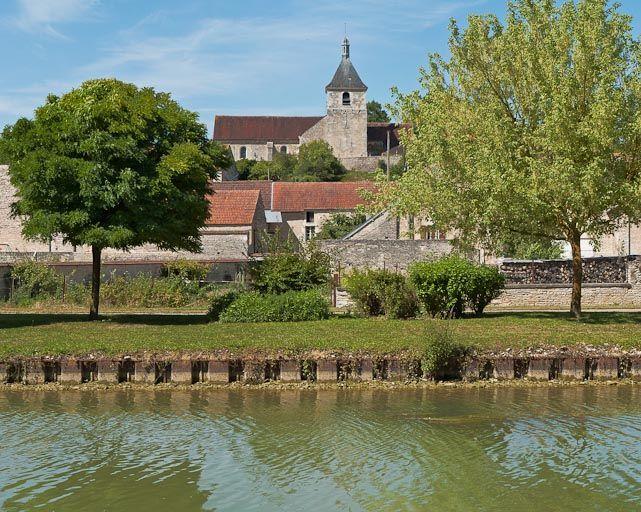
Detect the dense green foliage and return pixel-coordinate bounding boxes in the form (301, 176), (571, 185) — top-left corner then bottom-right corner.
(367, 101), (391, 123)
(219, 290), (330, 323)
(464, 265), (507, 316)
(372, 0), (641, 317)
(409, 256), (505, 318)
(98, 274), (208, 308)
(235, 158), (256, 180)
(421, 326), (469, 379)
(236, 141), (346, 182)
(500, 238), (564, 260)
(0, 78), (230, 317)
(295, 140), (346, 181)
(343, 269), (419, 319)
(207, 289), (242, 321)
(161, 260), (209, 281)
(9, 260), (63, 303)
(248, 152), (297, 181)
(6, 261), (214, 308)
(249, 244), (330, 294)
(376, 158), (407, 179)
(316, 213), (367, 239)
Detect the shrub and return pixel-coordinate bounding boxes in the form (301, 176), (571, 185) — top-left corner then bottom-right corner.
(383, 277), (420, 319)
(343, 269), (419, 319)
(409, 256), (470, 318)
(249, 243), (330, 294)
(207, 288), (241, 321)
(10, 260), (63, 302)
(162, 259), (209, 281)
(421, 325), (468, 380)
(466, 265), (506, 316)
(409, 255), (505, 318)
(277, 289), (330, 322)
(343, 269), (384, 316)
(220, 290), (330, 323)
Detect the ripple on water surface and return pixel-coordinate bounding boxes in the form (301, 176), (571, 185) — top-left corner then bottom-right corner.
(1, 386), (641, 511)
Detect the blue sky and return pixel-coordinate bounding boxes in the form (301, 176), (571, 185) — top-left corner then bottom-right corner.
(1, 0), (641, 134)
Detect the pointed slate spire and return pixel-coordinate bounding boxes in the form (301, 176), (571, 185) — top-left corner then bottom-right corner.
(326, 37), (367, 92)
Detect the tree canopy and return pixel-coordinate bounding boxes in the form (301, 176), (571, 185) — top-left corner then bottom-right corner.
(370, 0), (641, 317)
(316, 212), (367, 239)
(0, 78), (231, 317)
(237, 140), (346, 182)
(367, 101), (391, 123)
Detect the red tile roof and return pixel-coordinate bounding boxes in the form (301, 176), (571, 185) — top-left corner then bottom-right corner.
(272, 181), (375, 212)
(213, 116), (323, 143)
(210, 180), (274, 209)
(206, 190), (261, 226)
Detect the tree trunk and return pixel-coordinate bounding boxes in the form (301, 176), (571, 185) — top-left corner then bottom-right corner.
(569, 231), (582, 319)
(89, 246), (102, 320)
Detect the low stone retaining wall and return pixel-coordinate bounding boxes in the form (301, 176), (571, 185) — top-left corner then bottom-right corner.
(2, 350), (639, 385)
(492, 283), (641, 309)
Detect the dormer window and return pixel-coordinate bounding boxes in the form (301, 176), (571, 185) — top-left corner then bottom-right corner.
(342, 92), (351, 106)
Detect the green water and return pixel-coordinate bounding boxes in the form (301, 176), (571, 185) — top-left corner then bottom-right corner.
(1, 386), (641, 511)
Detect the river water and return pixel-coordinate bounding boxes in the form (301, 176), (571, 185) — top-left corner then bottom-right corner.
(1, 385), (641, 511)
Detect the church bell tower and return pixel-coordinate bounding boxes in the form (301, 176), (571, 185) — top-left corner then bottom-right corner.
(324, 37), (368, 159)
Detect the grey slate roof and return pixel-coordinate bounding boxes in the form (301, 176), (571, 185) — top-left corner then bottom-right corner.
(325, 57), (367, 92)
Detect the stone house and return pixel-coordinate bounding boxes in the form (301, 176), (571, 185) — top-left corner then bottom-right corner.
(212, 38), (405, 171)
(203, 189), (267, 256)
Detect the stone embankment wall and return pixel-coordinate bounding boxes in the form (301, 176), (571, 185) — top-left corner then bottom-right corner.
(2, 348), (640, 386)
(493, 256), (641, 308)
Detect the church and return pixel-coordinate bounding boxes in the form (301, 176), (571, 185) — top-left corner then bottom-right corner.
(212, 37), (404, 171)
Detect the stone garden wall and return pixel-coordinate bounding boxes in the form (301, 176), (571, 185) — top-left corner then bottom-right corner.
(499, 256), (628, 284)
(492, 256), (641, 309)
(318, 239), (453, 274)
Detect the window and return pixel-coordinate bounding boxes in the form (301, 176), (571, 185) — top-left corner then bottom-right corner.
(305, 226), (316, 241)
(239, 146), (247, 159)
(420, 226), (443, 240)
(342, 92), (351, 106)
(306, 211), (315, 223)
(280, 146), (287, 154)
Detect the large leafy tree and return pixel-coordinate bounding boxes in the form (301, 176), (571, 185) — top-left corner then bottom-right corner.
(367, 100), (391, 123)
(372, 0), (641, 317)
(294, 140), (345, 181)
(0, 78), (231, 318)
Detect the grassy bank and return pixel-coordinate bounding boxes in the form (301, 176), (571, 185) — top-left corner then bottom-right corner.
(1, 312), (641, 358)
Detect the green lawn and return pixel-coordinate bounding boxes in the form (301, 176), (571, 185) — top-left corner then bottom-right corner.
(1, 312), (640, 358)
